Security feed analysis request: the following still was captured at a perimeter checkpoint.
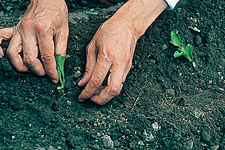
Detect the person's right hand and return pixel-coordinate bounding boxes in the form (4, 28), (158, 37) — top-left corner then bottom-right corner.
(0, 0), (69, 83)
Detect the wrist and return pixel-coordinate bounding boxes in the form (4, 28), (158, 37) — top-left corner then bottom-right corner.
(112, 0), (167, 39)
(29, 0), (67, 7)
(29, 0), (68, 12)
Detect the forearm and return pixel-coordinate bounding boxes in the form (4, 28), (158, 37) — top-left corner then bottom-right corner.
(28, 0), (67, 11)
(111, 0), (168, 38)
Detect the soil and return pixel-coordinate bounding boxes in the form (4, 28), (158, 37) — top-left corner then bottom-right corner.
(0, 0), (225, 149)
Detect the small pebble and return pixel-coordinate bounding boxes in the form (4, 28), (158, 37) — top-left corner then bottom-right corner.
(211, 42), (217, 47)
(162, 44), (168, 50)
(166, 89), (175, 97)
(210, 145), (220, 150)
(74, 70), (81, 78)
(92, 144), (99, 150)
(97, 132), (101, 137)
(48, 146), (57, 150)
(189, 26), (201, 32)
(201, 130), (211, 142)
(138, 140), (145, 146)
(102, 135), (114, 148)
(208, 80), (212, 84)
(77, 118), (85, 123)
(35, 148), (46, 150)
(184, 141), (194, 149)
(194, 35), (202, 46)
(129, 142), (136, 149)
(9, 96), (24, 111)
(114, 140), (120, 147)
(143, 129), (154, 142)
(218, 88), (224, 92)
(152, 122), (161, 131)
(194, 109), (204, 119)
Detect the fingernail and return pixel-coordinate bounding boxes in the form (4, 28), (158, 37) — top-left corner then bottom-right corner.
(78, 78), (83, 85)
(0, 55), (2, 58)
(52, 79), (58, 84)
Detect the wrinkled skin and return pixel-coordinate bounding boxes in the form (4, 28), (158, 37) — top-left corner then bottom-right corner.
(78, 18), (138, 105)
(0, 0), (167, 105)
(77, 0), (167, 105)
(0, 0), (69, 83)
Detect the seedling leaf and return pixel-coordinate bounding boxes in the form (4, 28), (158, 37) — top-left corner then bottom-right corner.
(174, 51), (183, 58)
(170, 29), (183, 47)
(170, 29), (193, 63)
(55, 54), (70, 89)
(186, 44), (193, 59)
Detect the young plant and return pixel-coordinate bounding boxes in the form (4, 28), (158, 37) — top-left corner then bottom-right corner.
(170, 29), (194, 63)
(55, 54), (70, 89)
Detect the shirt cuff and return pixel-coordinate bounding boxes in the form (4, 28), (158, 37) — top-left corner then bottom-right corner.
(165, 0), (179, 9)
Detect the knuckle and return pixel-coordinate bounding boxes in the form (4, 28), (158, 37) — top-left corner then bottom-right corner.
(20, 17), (32, 30)
(109, 85), (121, 96)
(24, 57), (36, 66)
(105, 49), (114, 59)
(90, 76), (102, 87)
(85, 67), (91, 75)
(41, 54), (54, 63)
(6, 50), (15, 58)
(35, 19), (51, 34)
(99, 51), (113, 63)
(123, 53), (131, 63)
(82, 91), (92, 98)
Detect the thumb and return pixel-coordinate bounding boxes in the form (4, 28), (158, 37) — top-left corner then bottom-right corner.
(0, 27), (14, 56)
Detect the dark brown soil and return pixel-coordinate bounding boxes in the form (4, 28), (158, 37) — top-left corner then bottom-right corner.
(0, 0), (224, 149)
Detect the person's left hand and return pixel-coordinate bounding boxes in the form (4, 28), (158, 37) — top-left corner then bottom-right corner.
(78, 17), (138, 105)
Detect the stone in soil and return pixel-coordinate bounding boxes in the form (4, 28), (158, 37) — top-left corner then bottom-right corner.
(166, 89), (175, 97)
(201, 129), (211, 142)
(102, 135), (114, 148)
(143, 129), (154, 142)
(9, 96), (24, 111)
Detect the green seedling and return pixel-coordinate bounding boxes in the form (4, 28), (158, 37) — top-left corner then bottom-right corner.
(170, 29), (194, 64)
(55, 54), (70, 89)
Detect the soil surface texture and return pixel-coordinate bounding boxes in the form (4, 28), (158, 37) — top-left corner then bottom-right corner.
(0, 0), (225, 149)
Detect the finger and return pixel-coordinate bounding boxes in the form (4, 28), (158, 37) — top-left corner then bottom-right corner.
(121, 49), (134, 82)
(78, 85), (105, 102)
(78, 42), (97, 87)
(22, 29), (45, 76)
(0, 27), (14, 56)
(54, 24), (69, 56)
(122, 59), (132, 82)
(7, 32), (28, 72)
(0, 27), (14, 41)
(37, 30), (58, 83)
(91, 63), (125, 105)
(0, 47), (3, 57)
(78, 48), (112, 100)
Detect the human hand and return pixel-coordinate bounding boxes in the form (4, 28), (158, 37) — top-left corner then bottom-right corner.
(0, 0), (69, 83)
(78, 0), (167, 105)
(78, 18), (138, 105)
